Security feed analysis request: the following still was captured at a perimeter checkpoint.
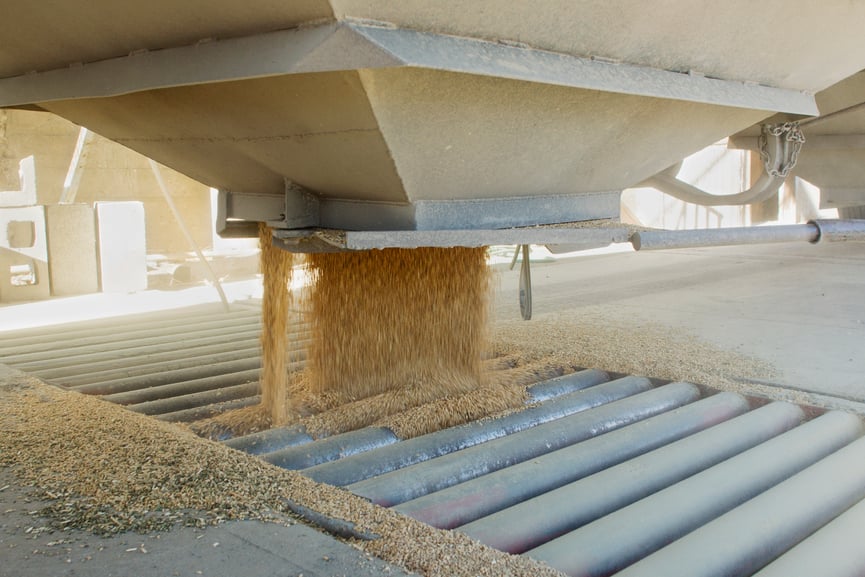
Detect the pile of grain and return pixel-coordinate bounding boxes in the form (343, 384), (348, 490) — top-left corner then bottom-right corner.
(258, 224), (294, 426)
(0, 373), (564, 577)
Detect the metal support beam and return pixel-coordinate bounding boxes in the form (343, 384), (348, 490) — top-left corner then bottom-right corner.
(0, 23), (817, 116)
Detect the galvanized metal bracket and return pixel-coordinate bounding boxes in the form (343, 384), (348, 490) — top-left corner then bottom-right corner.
(215, 180), (320, 238)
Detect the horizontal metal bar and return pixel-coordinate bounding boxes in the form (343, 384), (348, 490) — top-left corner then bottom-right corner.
(302, 369), (611, 486)
(615, 434), (865, 577)
(261, 428), (400, 470)
(632, 224), (819, 251)
(813, 218), (865, 242)
(396, 390), (747, 529)
(357, 25), (818, 115)
(155, 396), (262, 423)
(458, 401), (804, 554)
(222, 425), (314, 455)
(0, 22), (817, 115)
(753, 497), (865, 577)
(528, 410), (863, 577)
(348, 378), (668, 507)
(125, 373), (261, 415)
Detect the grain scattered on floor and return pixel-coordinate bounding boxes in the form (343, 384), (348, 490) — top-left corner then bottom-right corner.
(0, 372), (565, 577)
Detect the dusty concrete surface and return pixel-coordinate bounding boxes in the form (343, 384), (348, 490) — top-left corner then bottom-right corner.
(495, 241), (865, 402)
(0, 467), (412, 577)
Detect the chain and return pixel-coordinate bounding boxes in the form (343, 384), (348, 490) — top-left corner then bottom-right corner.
(759, 122), (805, 178)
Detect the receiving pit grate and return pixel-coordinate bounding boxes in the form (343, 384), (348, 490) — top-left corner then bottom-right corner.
(2, 304), (865, 577)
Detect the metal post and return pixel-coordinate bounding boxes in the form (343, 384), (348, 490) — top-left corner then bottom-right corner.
(149, 159), (230, 311)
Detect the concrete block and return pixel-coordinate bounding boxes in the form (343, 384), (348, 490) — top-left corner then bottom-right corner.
(0, 205), (50, 302)
(45, 203), (99, 296)
(95, 201), (147, 293)
(0, 156), (37, 207)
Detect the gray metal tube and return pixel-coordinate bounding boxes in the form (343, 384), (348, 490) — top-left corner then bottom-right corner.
(458, 401), (804, 554)
(261, 427), (400, 470)
(224, 368), (608, 458)
(33, 340), (261, 381)
(6, 328), (264, 368)
(753, 497), (865, 577)
(0, 313), (263, 357)
(303, 369), (611, 486)
(615, 434), (865, 577)
(632, 224), (819, 251)
(76, 351), (261, 396)
(0, 306), (258, 343)
(348, 381), (691, 507)
(223, 424), (314, 454)
(813, 218), (865, 242)
(100, 358), (266, 403)
(395, 391), (748, 529)
(156, 395), (261, 423)
(527, 410), (864, 577)
(125, 374), (260, 415)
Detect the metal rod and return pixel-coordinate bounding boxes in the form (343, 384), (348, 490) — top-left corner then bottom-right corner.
(631, 223), (819, 251)
(614, 434), (865, 577)
(348, 378), (668, 507)
(222, 424), (314, 455)
(458, 401), (804, 554)
(527, 410), (863, 577)
(126, 376), (261, 415)
(630, 219), (865, 251)
(301, 369), (611, 486)
(395, 390), (748, 530)
(58, 127), (93, 204)
(753, 497), (865, 577)
(11, 329), (264, 373)
(149, 159), (229, 311)
(261, 428), (400, 470)
(156, 396), (262, 423)
(519, 244), (532, 320)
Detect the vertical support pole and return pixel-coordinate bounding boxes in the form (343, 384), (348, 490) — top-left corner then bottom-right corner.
(519, 244), (532, 320)
(59, 127), (94, 204)
(148, 159), (230, 311)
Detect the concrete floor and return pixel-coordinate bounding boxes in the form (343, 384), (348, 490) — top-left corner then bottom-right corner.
(1, 238), (863, 577)
(495, 240), (865, 402)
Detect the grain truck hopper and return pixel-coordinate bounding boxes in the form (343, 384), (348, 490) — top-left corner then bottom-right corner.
(3, 1), (865, 253)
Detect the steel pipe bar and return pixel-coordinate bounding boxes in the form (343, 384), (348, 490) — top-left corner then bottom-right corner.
(395, 391), (749, 529)
(631, 219), (865, 251)
(632, 224), (819, 251)
(156, 396), (262, 423)
(100, 358), (267, 404)
(0, 313), (263, 357)
(0, 308), (260, 347)
(615, 434), (865, 577)
(302, 369), (611, 486)
(458, 401), (804, 554)
(0, 303), (253, 340)
(2, 327), (265, 366)
(348, 381), (690, 507)
(223, 425), (314, 455)
(33, 333), (309, 382)
(527, 410), (864, 577)
(125, 373), (261, 415)
(753, 497), (865, 577)
(230, 370), (609, 459)
(58, 346), (263, 387)
(261, 428), (400, 470)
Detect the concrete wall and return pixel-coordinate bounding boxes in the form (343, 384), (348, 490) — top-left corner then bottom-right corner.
(0, 109), (213, 255)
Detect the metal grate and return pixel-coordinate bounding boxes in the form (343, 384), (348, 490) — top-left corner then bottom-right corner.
(2, 304), (864, 577)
